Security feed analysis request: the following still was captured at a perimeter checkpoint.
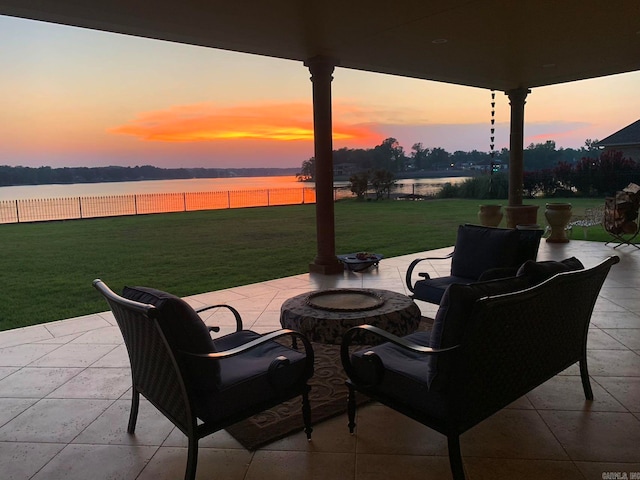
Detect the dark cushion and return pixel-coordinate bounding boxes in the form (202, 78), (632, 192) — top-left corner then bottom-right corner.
(513, 228), (544, 265)
(516, 256), (584, 284)
(412, 275), (472, 305)
(431, 256), (584, 352)
(193, 330), (309, 422)
(450, 225), (520, 280)
(430, 276), (531, 351)
(349, 330), (449, 419)
(427, 275), (530, 388)
(122, 286), (216, 355)
(477, 266), (519, 282)
(425, 256), (584, 388)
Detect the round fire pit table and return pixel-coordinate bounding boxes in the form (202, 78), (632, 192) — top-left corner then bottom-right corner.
(280, 288), (421, 345)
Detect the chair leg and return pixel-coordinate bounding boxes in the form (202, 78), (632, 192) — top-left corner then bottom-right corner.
(185, 436), (198, 480)
(579, 355), (594, 400)
(447, 434), (466, 480)
(302, 385), (313, 440)
(127, 387), (140, 433)
(347, 384), (356, 434)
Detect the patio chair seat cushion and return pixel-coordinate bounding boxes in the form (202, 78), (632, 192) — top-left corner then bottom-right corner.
(193, 330), (308, 423)
(450, 225), (520, 280)
(349, 330), (448, 418)
(412, 275), (474, 305)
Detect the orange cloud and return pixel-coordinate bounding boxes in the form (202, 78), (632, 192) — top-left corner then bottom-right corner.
(109, 101), (381, 144)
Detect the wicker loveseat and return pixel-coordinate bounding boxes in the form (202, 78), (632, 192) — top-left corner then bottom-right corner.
(342, 255), (619, 480)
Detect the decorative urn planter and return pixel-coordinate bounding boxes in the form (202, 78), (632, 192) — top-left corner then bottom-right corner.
(544, 202), (572, 243)
(478, 204), (503, 227)
(504, 205), (539, 229)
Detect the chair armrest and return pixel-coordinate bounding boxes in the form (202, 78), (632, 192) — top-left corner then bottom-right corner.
(340, 324), (458, 383)
(405, 252), (453, 292)
(196, 304), (243, 332)
(182, 328), (315, 380)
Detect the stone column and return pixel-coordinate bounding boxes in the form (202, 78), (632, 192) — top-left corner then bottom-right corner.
(305, 55), (343, 274)
(505, 87), (530, 206)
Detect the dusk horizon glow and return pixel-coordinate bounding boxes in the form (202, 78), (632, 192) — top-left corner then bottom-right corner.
(2, 15), (639, 170)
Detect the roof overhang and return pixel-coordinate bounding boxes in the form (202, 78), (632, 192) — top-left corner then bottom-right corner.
(1, 0), (640, 91)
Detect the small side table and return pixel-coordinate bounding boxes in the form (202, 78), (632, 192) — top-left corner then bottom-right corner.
(280, 288), (421, 345)
(337, 253), (383, 272)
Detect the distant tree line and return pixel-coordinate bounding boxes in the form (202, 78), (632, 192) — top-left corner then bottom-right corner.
(297, 137), (603, 181)
(0, 165), (298, 187)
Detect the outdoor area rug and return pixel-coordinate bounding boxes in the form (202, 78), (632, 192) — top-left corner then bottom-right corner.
(226, 317), (434, 450)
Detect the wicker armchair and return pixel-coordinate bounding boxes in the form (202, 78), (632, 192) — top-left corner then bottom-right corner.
(405, 224), (543, 305)
(343, 256), (619, 480)
(93, 280), (314, 480)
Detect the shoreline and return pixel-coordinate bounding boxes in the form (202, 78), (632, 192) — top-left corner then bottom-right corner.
(333, 169), (478, 182)
(0, 168), (475, 189)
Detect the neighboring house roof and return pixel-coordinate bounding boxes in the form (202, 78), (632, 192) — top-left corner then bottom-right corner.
(597, 119), (640, 147)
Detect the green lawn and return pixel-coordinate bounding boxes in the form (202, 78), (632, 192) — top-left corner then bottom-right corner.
(0, 197), (608, 330)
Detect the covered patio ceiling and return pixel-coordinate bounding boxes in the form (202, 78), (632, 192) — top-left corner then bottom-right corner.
(1, 0), (639, 91)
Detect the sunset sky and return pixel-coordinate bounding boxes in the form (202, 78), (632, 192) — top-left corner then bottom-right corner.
(2, 15), (640, 170)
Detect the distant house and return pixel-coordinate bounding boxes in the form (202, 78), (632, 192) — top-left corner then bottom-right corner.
(455, 159), (506, 173)
(596, 119), (640, 161)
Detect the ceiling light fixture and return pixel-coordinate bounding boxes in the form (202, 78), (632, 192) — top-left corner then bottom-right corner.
(431, 38), (448, 44)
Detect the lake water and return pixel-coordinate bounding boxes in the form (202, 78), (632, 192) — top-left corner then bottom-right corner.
(0, 175), (469, 200)
(0, 175), (470, 223)
(0, 176), (303, 200)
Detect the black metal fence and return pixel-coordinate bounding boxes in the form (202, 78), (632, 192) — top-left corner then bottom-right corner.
(0, 181), (448, 224)
(0, 187), (318, 224)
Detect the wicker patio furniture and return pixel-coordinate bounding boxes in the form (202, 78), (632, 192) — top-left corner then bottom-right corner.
(93, 280), (314, 480)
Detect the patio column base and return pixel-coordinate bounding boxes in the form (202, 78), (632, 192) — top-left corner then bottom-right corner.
(504, 204), (539, 229)
(309, 258), (344, 274)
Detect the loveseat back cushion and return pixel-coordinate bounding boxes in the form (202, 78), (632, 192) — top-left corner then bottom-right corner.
(477, 266), (519, 282)
(122, 286), (216, 355)
(450, 225), (520, 280)
(427, 275), (530, 389)
(516, 256), (584, 285)
(430, 276), (530, 352)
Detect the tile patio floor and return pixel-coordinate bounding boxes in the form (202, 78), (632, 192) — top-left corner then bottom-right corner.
(1, 240), (639, 479)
